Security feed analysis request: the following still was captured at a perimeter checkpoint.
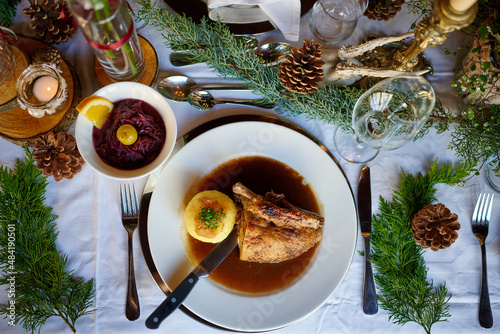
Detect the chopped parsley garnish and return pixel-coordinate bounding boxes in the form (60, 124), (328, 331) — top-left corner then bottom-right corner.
(198, 207), (226, 230)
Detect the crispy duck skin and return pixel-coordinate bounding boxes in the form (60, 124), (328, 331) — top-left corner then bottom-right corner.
(233, 182), (323, 263)
(233, 183), (324, 229)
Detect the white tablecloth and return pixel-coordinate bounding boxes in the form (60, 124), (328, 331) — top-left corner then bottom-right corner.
(1, 1), (498, 333)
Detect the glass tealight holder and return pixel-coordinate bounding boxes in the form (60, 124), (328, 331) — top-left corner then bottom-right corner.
(16, 64), (67, 118)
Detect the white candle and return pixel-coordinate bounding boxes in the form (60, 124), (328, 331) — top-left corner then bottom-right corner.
(33, 75), (58, 102)
(449, 0), (477, 12)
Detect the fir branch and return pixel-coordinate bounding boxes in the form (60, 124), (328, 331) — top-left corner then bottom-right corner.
(371, 160), (473, 333)
(0, 0), (20, 27)
(0, 148), (95, 333)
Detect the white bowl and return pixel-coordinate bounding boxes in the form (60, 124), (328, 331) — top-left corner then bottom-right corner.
(75, 82), (177, 180)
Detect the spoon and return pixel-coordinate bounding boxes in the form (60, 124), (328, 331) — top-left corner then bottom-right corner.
(187, 90), (276, 111)
(170, 42), (293, 67)
(156, 75), (248, 102)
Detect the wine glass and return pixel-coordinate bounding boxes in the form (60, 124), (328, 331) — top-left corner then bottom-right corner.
(334, 76), (436, 163)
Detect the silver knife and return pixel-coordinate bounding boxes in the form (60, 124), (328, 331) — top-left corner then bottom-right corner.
(145, 226), (239, 329)
(358, 166), (378, 315)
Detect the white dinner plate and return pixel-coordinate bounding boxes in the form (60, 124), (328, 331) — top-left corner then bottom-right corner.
(145, 120), (357, 331)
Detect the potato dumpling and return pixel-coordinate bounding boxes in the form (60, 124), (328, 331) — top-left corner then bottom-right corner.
(184, 190), (237, 243)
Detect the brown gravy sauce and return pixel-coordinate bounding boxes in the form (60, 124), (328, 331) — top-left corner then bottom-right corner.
(183, 155), (321, 295)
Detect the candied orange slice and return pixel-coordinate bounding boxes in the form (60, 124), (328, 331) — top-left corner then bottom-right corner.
(117, 124), (138, 145)
(76, 96), (113, 129)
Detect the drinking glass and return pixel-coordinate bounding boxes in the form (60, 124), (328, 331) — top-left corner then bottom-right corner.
(309, 0), (368, 45)
(67, 0), (145, 82)
(334, 76), (436, 163)
(484, 154), (500, 193)
(0, 37), (15, 85)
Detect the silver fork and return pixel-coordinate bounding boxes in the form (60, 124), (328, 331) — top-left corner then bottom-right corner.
(120, 184), (140, 321)
(471, 193), (494, 328)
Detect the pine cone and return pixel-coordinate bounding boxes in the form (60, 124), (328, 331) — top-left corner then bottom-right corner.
(34, 131), (85, 182)
(23, 0), (76, 45)
(278, 39), (325, 94)
(32, 47), (63, 68)
(364, 0), (404, 21)
(411, 204), (461, 251)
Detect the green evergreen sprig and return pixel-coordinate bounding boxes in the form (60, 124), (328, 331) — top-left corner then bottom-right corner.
(134, 0), (363, 131)
(0, 148), (95, 333)
(0, 0), (20, 27)
(371, 160), (473, 333)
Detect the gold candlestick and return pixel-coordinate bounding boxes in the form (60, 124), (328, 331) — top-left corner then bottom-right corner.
(393, 0), (478, 71)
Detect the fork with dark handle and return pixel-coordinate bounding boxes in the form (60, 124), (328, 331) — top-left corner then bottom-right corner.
(121, 184), (140, 321)
(471, 193), (494, 329)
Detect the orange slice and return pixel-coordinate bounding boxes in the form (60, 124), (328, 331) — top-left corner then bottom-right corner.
(76, 95), (114, 129)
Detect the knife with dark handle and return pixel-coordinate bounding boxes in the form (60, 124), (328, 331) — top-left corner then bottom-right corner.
(358, 166), (378, 315)
(145, 226), (239, 329)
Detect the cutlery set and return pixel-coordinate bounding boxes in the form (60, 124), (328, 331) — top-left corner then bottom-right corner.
(120, 172), (495, 329)
(155, 75), (274, 111)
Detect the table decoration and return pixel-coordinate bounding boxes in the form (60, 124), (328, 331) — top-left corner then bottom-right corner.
(411, 203), (461, 251)
(0, 35), (81, 146)
(0, 0), (21, 26)
(134, 0), (500, 175)
(277, 39), (325, 94)
(33, 131), (85, 181)
(16, 64), (68, 118)
(363, 0), (405, 21)
(371, 160), (473, 333)
(23, 0), (77, 45)
(93, 35), (159, 87)
(393, 0), (478, 72)
(67, 0), (145, 82)
(32, 47), (63, 68)
(0, 148), (95, 333)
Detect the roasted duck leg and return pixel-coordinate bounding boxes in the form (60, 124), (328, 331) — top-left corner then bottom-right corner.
(233, 182), (323, 263)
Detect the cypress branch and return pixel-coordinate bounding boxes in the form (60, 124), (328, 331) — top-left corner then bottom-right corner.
(371, 160), (473, 333)
(0, 148), (95, 333)
(0, 0), (20, 27)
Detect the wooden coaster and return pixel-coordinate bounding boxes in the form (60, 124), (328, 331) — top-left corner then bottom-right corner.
(94, 35), (159, 87)
(0, 35), (82, 146)
(0, 46), (29, 110)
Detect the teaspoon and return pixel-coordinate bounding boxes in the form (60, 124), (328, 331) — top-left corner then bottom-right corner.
(187, 90), (276, 111)
(155, 75), (248, 102)
(170, 42), (293, 66)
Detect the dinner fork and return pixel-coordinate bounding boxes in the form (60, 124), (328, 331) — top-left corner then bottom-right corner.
(471, 193), (494, 328)
(120, 184), (140, 321)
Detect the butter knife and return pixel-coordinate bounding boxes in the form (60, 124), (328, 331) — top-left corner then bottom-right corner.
(358, 166), (378, 315)
(145, 226), (239, 329)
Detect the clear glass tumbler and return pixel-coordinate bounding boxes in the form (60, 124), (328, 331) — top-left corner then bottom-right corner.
(0, 37), (16, 85)
(67, 0), (145, 82)
(309, 0), (368, 45)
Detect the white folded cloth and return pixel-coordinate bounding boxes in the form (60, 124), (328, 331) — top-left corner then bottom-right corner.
(206, 0), (301, 41)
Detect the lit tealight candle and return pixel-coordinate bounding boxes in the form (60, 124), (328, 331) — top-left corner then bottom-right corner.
(33, 75), (59, 102)
(449, 0), (477, 12)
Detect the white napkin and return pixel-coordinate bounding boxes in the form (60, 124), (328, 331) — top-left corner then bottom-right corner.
(206, 0), (301, 41)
